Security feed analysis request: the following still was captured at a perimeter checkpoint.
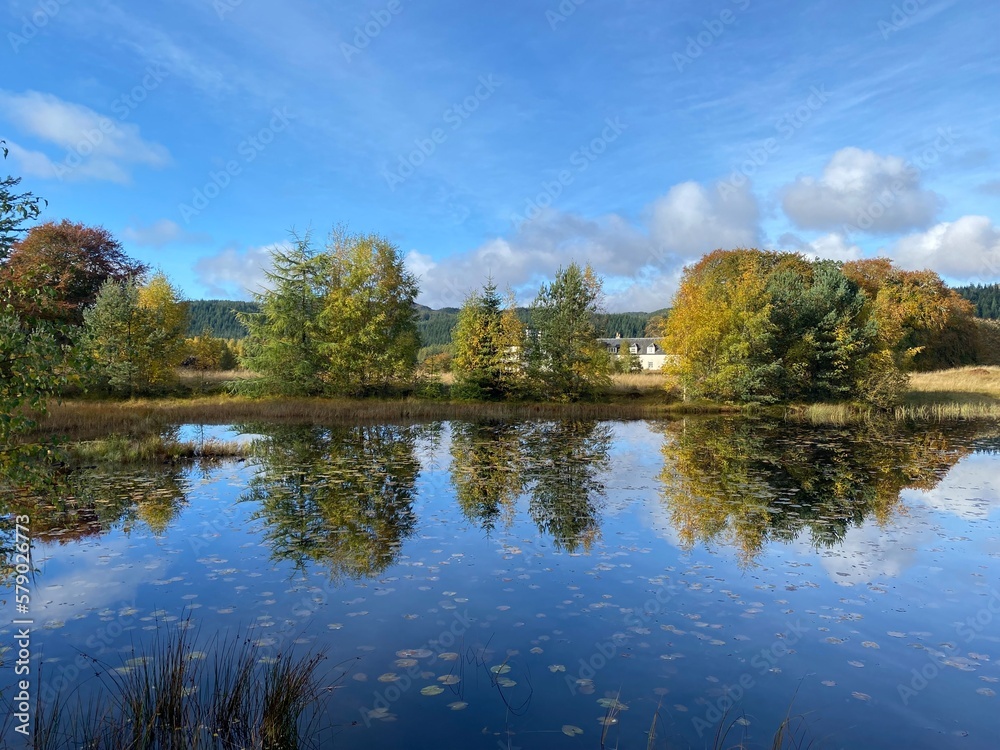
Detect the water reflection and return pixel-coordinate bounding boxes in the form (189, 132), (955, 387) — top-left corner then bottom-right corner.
(450, 420), (612, 551)
(240, 424), (420, 581)
(0, 466), (190, 583)
(657, 418), (993, 565)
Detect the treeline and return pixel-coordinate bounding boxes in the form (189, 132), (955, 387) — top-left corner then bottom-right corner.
(196, 299), (665, 348)
(955, 284), (1000, 319)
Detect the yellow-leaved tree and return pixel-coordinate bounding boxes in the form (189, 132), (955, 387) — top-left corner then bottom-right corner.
(83, 271), (188, 394)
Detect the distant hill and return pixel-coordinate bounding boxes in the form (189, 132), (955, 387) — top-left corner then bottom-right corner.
(187, 300), (259, 338)
(189, 299), (671, 346)
(956, 284), (1000, 319)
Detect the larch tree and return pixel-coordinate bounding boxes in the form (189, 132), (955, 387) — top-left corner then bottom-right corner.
(452, 280), (525, 400)
(237, 234), (329, 396)
(82, 272), (188, 395)
(318, 230), (419, 396)
(526, 262), (612, 401)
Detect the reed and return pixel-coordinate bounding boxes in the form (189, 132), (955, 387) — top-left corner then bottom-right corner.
(33, 624), (337, 750)
(67, 434), (247, 464)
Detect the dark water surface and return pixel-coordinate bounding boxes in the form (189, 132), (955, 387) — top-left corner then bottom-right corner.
(2, 418), (999, 749)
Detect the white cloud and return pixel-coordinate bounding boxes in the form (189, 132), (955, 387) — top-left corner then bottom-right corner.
(906, 453), (1000, 521)
(0, 90), (170, 184)
(194, 243), (287, 298)
(123, 219), (203, 248)
(648, 180), (760, 259)
(778, 232), (863, 262)
(782, 147), (941, 234)
(892, 215), (1000, 282)
(410, 180), (760, 311)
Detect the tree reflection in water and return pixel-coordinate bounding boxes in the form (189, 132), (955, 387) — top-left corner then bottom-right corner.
(241, 424), (420, 581)
(657, 417), (990, 565)
(450, 420), (613, 552)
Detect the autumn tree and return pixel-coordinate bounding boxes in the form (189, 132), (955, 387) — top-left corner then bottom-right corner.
(452, 280), (525, 400)
(239, 229), (419, 397)
(1, 220), (148, 324)
(318, 230), (420, 395)
(526, 263), (612, 401)
(664, 249), (892, 405)
(842, 258), (978, 371)
(82, 272), (188, 394)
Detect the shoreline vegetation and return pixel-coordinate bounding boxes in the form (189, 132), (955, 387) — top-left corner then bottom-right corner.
(28, 366), (1000, 465)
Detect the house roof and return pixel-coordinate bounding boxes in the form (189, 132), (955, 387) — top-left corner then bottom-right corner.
(597, 337), (666, 352)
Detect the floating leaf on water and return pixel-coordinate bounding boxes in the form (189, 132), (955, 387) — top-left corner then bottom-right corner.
(530, 647), (544, 654)
(397, 648), (433, 659)
(438, 652), (459, 661)
(548, 664), (566, 673)
(395, 658), (418, 668)
(862, 641), (880, 649)
(352, 673), (368, 682)
(735, 717), (751, 726)
(437, 674), (460, 685)
(596, 697), (628, 711)
(378, 673), (400, 683)
(496, 677), (517, 688)
(562, 725), (584, 737)
(490, 664), (512, 675)
(447, 701), (468, 711)
(851, 692), (872, 701)
(821, 680), (836, 687)
(420, 685), (444, 696)
(848, 660), (865, 668)
(976, 688), (996, 697)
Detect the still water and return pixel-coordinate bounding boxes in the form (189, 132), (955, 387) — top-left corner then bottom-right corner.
(2, 418), (999, 749)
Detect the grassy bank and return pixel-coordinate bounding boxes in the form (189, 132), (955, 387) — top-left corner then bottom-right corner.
(33, 367), (1000, 446)
(789, 366), (1000, 424)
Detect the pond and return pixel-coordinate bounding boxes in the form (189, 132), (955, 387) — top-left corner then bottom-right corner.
(2, 418), (999, 749)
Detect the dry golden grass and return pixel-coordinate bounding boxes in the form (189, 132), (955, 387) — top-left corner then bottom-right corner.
(907, 365), (1000, 401)
(610, 371), (673, 392)
(38, 395), (684, 439)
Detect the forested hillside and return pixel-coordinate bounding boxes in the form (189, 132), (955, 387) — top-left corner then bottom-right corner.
(192, 300), (668, 346)
(956, 284), (1000, 319)
(187, 300), (259, 338)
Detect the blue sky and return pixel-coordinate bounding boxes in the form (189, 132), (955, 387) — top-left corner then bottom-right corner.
(2, 0), (998, 310)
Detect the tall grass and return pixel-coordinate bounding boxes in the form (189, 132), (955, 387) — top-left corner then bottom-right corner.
(34, 625), (339, 750)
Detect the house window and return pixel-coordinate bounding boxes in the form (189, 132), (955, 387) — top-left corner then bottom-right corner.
(629, 344), (639, 354)
(647, 345), (656, 354)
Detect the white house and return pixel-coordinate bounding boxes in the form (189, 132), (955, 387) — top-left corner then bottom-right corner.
(598, 334), (671, 371)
